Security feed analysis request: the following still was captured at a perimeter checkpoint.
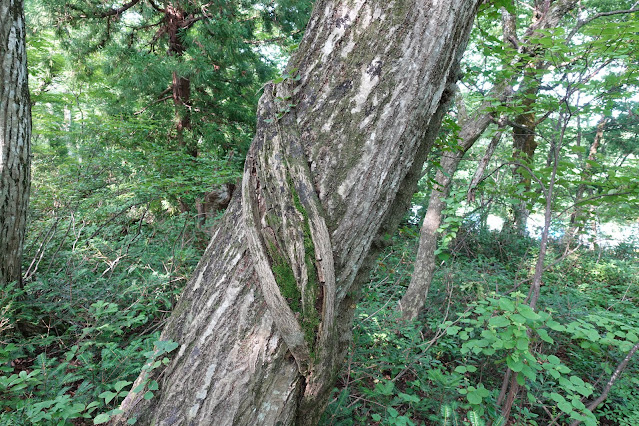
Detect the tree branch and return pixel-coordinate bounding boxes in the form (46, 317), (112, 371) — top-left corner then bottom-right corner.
(568, 3), (639, 40)
(569, 340), (639, 426)
(94, 0), (143, 18)
(147, 0), (165, 13)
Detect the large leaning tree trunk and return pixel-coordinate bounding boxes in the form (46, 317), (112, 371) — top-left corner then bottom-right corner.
(0, 0), (31, 291)
(114, 1), (480, 424)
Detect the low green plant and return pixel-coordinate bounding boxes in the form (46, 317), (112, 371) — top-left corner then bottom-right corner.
(93, 339), (179, 425)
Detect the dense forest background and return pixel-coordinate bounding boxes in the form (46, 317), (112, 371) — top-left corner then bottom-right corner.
(1, 0), (639, 425)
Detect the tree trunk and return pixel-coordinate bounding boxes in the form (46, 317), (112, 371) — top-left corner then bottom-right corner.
(165, 3), (195, 156)
(565, 116), (606, 245)
(397, 106), (503, 321)
(505, 0), (578, 234)
(510, 84), (539, 235)
(113, 1), (480, 424)
(398, 152), (461, 322)
(399, 126), (504, 321)
(500, 112), (567, 423)
(0, 0), (31, 291)
(398, 0), (580, 321)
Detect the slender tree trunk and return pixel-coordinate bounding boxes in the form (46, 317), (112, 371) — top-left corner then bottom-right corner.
(398, 120), (504, 321)
(510, 83), (539, 235)
(565, 116), (606, 245)
(165, 4), (195, 156)
(569, 341), (639, 426)
(505, 0), (579, 234)
(398, 0), (580, 321)
(113, 1), (480, 424)
(500, 114), (566, 422)
(0, 0), (31, 290)
(399, 153), (460, 321)
(467, 126), (504, 203)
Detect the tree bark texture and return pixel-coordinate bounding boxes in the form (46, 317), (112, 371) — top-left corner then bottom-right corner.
(510, 80), (539, 235)
(506, 0), (578, 234)
(398, 152), (460, 322)
(114, 1), (480, 424)
(0, 0), (31, 290)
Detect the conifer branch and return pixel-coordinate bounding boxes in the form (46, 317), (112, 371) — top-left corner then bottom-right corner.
(94, 0), (143, 18)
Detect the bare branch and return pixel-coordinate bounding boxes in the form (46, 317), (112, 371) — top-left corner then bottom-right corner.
(570, 341), (639, 426)
(568, 4), (639, 40)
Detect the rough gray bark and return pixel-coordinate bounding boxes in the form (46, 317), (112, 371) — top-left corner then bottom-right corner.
(113, 1), (480, 424)
(0, 0), (31, 290)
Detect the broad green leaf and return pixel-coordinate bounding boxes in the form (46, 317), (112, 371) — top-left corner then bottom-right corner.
(399, 392), (420, 403)
(517, 305), (541, 321)
(467, 391), (482, 405)
(99, 391), (117, 405)
(94, 413), (111, 424)
(114, 380), (132, 392)
(516, 337), (529, 351)
(547, 355), (561, 365)
(558, 400), (573, 414)
(498, 298), (515, 312)
(489, 316), (510, 327)
(507, 356), (524, 372)
(536, 328), (554, 343)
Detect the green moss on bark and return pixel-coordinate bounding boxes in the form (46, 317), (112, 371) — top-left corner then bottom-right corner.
(268, 241), (302, 313)
(291, 181), (322, 355)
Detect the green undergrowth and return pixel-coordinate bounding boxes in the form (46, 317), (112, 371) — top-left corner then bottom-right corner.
(1, 209), (204, 424)
(321, 225), (639, 426)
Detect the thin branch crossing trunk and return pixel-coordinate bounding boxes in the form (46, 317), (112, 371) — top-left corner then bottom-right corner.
(114, 1), (480, 424)
(569, 341), (639, 426)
